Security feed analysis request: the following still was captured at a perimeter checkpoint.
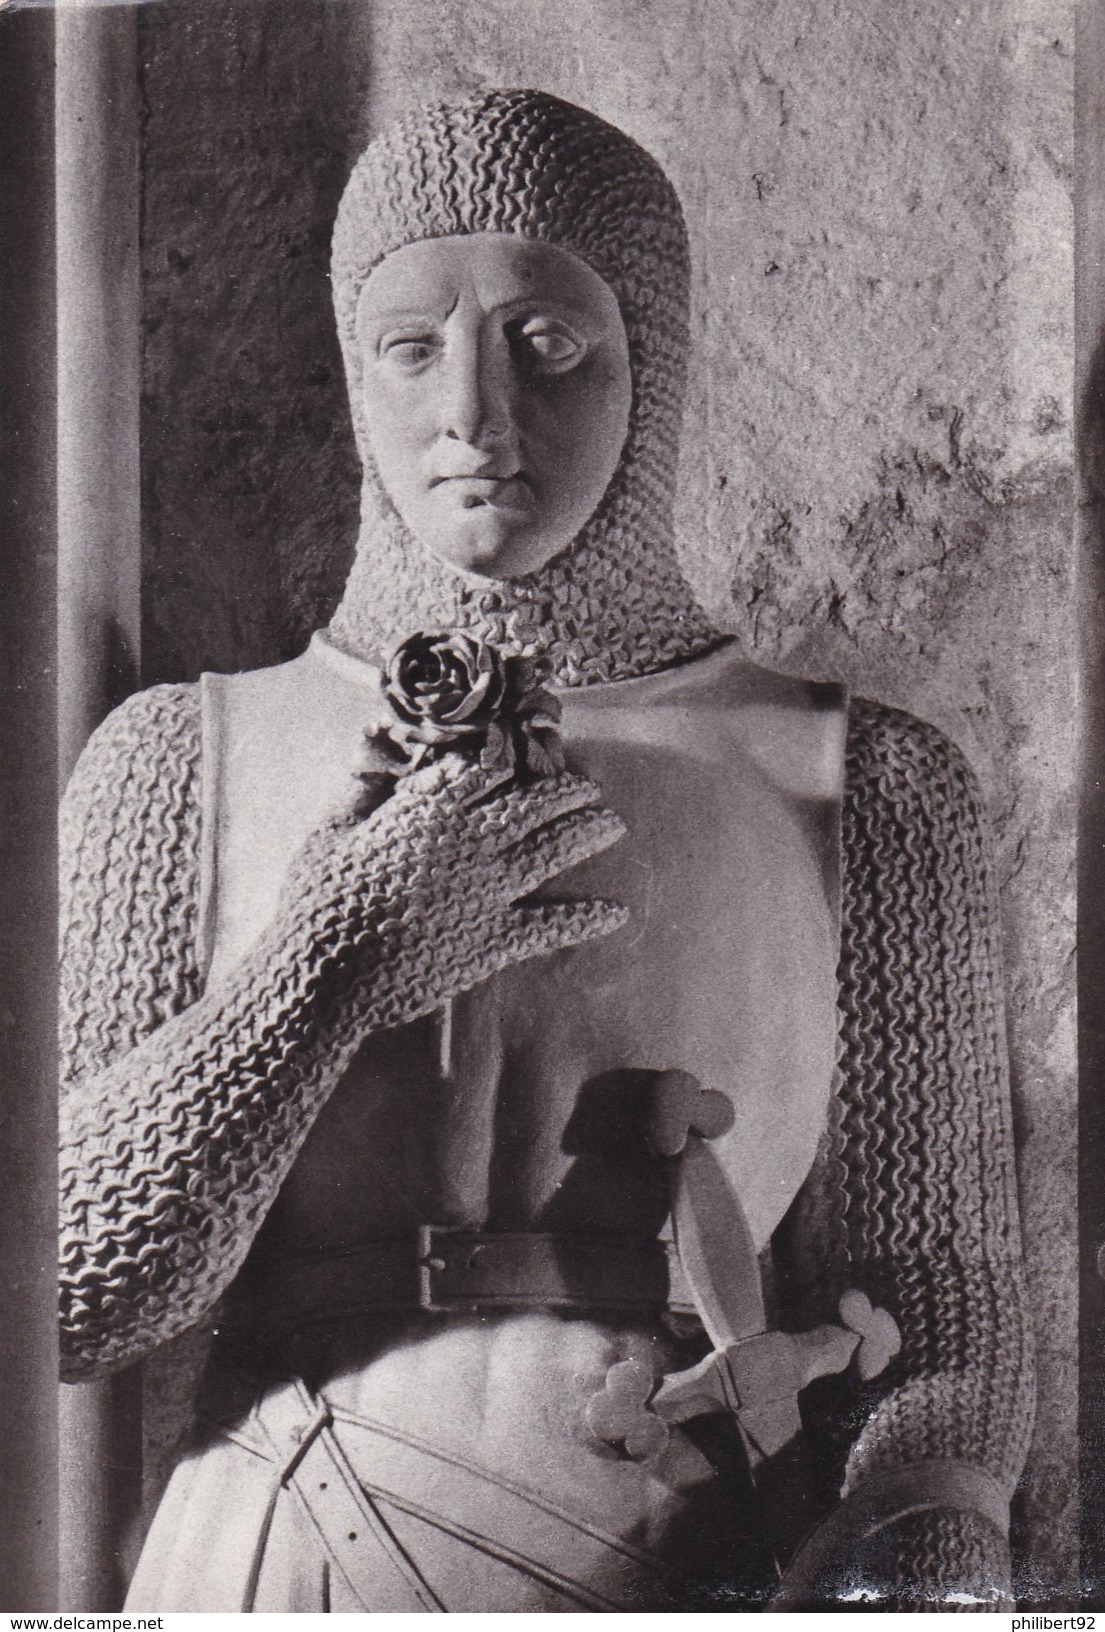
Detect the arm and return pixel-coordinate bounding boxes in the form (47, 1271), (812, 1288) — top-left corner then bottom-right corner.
(60, 684), (204, 1101)
(775, 698), (1035, 1608)
(60, 691), (627, 1382)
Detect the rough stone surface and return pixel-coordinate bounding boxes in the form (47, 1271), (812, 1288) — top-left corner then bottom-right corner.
(137, 0), (1075, 1602)
(138, 0), (369, 678)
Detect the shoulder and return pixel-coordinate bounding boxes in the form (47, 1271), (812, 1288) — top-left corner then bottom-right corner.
(60, 685), (207, 1082)
(68, 681), (202, 769)
(61, 683), (204, 868)
(840, 698), (999, 954)
(844, 696), (985, 818)
(63, 683), (202, 805)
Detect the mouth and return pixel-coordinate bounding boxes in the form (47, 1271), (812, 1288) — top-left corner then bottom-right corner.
(432, 474), (534, 512)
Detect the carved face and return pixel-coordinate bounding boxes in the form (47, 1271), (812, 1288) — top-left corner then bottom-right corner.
(355, 233), (633, 579)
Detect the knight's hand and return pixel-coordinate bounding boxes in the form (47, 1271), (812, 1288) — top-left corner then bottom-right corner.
(279, 753), (629, 1028)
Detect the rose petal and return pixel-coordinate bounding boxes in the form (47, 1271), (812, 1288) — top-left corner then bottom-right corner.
(414, 719), (483, 745)
(382, 687), (422, 727)
(442, 668), (494, 722)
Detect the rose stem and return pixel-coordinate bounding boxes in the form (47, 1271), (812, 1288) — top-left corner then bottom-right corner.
(438, 999), (454, 1079)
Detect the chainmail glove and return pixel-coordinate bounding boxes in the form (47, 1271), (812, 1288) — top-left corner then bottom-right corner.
(278, 752), (628, 1030)
(61, 749), (627, 1380)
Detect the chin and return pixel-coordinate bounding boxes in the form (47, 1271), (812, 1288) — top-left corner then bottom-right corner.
(428, 522), (565, 582)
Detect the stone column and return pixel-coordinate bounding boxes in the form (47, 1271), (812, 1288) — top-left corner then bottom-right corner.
(57, 0), (143, 783)
(56, 0), (145, 1611)
(0, 3), (59, 1613)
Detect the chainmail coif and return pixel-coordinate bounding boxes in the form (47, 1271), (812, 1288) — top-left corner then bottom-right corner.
(327, 89), (720, 685)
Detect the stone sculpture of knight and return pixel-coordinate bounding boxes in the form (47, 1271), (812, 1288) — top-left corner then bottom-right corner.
(60, 90), (1035, 1611)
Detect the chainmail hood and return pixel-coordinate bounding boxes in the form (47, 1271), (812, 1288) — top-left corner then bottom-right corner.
(328, 88), (721, 685)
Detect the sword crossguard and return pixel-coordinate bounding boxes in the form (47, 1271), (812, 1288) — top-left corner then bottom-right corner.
(583, 1292), (900, 1466)
(651, 1324), (859, 1423)
(649, 1293), (902, 1459)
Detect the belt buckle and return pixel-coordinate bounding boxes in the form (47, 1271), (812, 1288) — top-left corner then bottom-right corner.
(417, 1223), (473, 1313)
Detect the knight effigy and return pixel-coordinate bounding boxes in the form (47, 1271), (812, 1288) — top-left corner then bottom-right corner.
(59, 90), (1035, 1611)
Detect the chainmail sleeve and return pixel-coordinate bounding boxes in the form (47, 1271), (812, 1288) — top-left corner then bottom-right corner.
(60, 686), (623, 1383)
(775, 698), (1035, 1610)
(60, 686), (205, 1101)
(59, 686), (205, 1376)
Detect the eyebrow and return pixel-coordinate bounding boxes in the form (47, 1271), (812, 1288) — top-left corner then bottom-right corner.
(358, 307), (441, 327)
(357, 291), (599, 327)
(497, 294), (595, 325)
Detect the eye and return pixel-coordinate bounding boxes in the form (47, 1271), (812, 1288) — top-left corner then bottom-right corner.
(512, 319), (586, 375)
(378, 333), (441, 372)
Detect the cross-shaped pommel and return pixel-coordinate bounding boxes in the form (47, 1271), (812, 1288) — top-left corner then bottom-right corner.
(644, 1068), (735, 1157)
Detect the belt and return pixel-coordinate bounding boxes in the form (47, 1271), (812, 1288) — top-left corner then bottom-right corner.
(226, 1227), (685, 1340)
(253, 1377), (444, 1612)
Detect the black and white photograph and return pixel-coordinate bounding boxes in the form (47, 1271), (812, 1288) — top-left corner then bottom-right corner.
(0, 0), (1095, 1614)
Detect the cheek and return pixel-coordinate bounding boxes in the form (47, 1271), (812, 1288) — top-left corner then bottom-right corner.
(361, 376), (431, 483)
(523, 367), (631, 494)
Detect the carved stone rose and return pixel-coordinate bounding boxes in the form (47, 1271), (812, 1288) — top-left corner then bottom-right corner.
(359, 631), (567, 796)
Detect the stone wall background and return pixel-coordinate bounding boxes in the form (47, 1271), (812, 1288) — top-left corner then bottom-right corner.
(137, 0), (1076, 1601)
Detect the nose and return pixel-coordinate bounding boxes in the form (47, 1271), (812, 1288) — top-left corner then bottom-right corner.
(440, 324), (514, 450)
